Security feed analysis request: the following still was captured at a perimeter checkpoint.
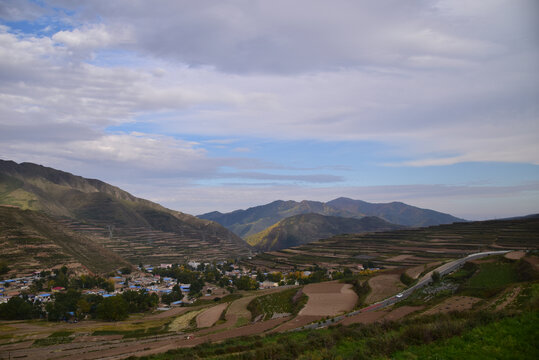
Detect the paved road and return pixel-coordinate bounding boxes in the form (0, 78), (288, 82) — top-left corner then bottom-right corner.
(293, 250), (511, 331)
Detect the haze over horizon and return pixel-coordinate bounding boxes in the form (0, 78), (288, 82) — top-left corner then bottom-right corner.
(0, 1), (538, 220)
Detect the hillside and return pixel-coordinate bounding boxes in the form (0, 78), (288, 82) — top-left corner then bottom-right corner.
(246, 213), (404, 251)
(199, 198), (464, 238)
(0, 206), (129, 276)
(0, 160), (251, 264)
(242, 216), (539, 272)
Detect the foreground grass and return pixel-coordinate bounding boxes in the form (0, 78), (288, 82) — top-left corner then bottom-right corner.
(135, 309), (537, 360)
(392, 311), (539, 359)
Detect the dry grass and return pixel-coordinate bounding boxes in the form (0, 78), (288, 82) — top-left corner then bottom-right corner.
(423, 296), (481, 315)
(366, 274), (404, 304)
(168, 309), (205, 332)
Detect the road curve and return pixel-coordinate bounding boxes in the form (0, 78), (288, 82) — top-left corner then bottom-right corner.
(293, 250), (511, 331)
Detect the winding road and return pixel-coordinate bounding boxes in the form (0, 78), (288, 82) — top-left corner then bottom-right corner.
(295, 250), (511, 331)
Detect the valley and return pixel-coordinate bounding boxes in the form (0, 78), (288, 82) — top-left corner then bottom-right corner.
(0, 160), (537, 360)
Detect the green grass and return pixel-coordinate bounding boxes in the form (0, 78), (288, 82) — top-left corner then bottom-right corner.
(247, 288), (307, 321)
(136, 310), (536, 360)
(460, 261), (518, 298)
(32, 331), (75, 347)
(392, 311), (539, 359)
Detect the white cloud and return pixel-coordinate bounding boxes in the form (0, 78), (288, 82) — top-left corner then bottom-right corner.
(0, 1), (538, 220)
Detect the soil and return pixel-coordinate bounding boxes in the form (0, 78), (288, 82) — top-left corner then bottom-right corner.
(339, 310), (388, 325)
(504, 251), (526, 260)
(270, 315), (323, 333)
(405, 262), (442, 279)
(382, 306), (424, 321)
(196, 303), (228, 328)
(299, 282), (357, 316)
(423, 296), (481, 315)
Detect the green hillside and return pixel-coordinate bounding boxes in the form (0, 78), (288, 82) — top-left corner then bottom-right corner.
(246, 213), (404, 251)
(0, 206), (129, 275)
(0, 160), (251, 264)
(199, 198), (464, 238)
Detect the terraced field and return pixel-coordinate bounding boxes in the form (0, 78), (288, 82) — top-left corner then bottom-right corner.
(57, 219), (251, 264)
(242, 217), (539, 272)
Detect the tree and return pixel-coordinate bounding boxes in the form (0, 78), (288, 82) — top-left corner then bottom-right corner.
(432, 271), (441, 282)
(234, 276), (259, 291)
(0, 296), (42, 320)
(0, 261), (9, 275)
(96, 296), (128, 321)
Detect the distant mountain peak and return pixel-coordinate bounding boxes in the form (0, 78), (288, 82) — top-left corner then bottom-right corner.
(198, 197), (465, 239)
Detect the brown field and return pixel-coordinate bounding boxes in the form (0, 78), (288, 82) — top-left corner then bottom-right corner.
(366, 274), (404, 304)
(299, 282), (357, 316)
(524, 255), (539, 270)
(270, 315), (323, 333)
(382, 306), (424, 321)
(423, 296), (481, 315)
(505, 250), (526, 260)
(196, 303), (228, 328)
(386, 254), (413, 262)
(405, 261), (442, 279)
(339, 310), (388, 325)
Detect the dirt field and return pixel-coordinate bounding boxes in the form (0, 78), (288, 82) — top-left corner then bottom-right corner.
(386, 254), (413, 262)
(196, 303), (228, 328)
(366, 274), (404, 304)
(299, 282), (357, 316)
(405, 261), (442, 279)
(504, 250), (526, 260)
(382, 306), (424, 321)
(423, 296), (481, 315)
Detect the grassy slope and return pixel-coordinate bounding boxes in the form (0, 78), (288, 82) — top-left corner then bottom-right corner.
(0, 160), (250, 260)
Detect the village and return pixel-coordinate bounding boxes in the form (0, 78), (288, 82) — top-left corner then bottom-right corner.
(0, 259), (377, 319)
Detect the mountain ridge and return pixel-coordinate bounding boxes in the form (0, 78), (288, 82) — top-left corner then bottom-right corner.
(246, 213), (405, 251)
(199, 197), (465, 238)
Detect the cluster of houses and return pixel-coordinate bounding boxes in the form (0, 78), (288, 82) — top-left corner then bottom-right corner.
(1, 260), (375, 306)
(0, 271), (193, 306)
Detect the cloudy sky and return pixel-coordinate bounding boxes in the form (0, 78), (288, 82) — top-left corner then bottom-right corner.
(1, 0), (538, 220)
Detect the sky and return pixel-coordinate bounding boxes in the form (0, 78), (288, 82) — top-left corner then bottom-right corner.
(0, 0), (538, 220)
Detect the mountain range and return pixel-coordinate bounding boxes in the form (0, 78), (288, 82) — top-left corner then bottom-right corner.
(199, 197), (465, 239)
